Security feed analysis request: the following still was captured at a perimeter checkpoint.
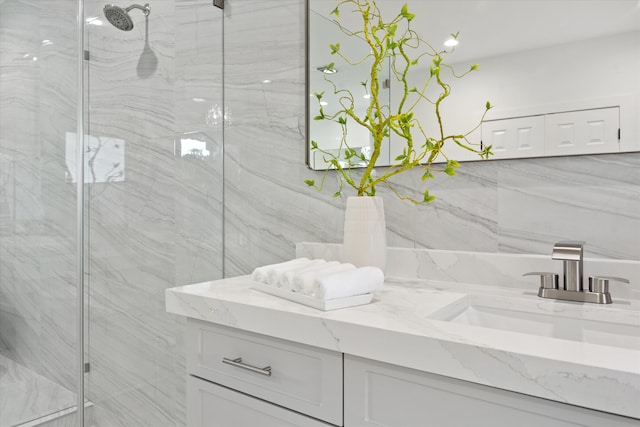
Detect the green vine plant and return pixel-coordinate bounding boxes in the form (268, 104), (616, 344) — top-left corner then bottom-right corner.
(305, 0), (493, 204)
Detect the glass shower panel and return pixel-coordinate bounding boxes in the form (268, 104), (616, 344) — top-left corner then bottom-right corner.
(84, 1), (224, 425)
(0, 0), (82, 425)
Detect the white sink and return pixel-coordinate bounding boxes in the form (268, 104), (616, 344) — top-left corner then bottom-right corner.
(428, 294), (640, 350)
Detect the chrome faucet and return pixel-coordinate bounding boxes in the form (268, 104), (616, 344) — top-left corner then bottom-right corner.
(552, 241), (584, 292)
(524, 241), (629, 304)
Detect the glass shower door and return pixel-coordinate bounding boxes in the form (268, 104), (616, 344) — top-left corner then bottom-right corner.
(83, 1), (224, 425)
(0, 0), (84, 425)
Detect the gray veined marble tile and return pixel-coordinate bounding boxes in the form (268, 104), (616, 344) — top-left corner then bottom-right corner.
(496, 154), (640, 260)
(0, 354), (76, 427)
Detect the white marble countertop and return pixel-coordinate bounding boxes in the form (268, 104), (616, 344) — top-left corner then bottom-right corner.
(166, 276), (640, 419)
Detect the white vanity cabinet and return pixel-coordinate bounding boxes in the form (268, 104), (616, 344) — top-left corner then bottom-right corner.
(187, 376), (333, 426)
(169, 276), (640, 425)
(344, 355), (638, 427)
(186, 319), (343, 427)
(186, 319), (638, 427)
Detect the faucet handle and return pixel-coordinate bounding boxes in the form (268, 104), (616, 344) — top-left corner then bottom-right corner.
(588, 276), (629, 294)
(523, 272), (559, 289)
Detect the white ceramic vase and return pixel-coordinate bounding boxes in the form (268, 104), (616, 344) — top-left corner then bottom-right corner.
(342, 196), (386, 272)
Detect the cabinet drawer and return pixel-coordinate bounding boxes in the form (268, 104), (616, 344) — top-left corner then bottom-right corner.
(187, 376), (334, 427)
(345, 355), (638, 427)
(187, 319), (343, 426)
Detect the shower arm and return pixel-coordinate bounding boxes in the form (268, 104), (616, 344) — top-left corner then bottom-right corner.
(125, 3), (151, 16)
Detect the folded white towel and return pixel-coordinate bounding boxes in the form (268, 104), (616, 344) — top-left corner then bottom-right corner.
(293, 262), (355, 295)
(250, 258), (309, 285)
(311, 266), (384, 300)
(279, 259), (327, 291)
(267, 258), (313, 286)
(289, 260), (340, 293)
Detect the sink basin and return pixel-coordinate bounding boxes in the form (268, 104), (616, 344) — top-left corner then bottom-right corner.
(428, 294), (640, 350)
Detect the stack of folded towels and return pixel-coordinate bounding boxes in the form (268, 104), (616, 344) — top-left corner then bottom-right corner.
(251, 258), (384, 300)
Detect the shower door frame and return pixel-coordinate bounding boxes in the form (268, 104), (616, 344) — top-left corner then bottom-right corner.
(75, 0), (86, 424)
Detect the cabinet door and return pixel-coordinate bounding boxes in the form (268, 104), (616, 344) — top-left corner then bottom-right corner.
(187, 376), (334, 427)
(545, 107), (619, 156)
(344, 355), (638, 427)
(481, 115), (545, 159)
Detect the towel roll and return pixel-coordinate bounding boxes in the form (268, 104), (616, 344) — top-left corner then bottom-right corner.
(279, 259), (327, 291)
(251, 258), (309, 285)
(311, 266), (384, 300)
(267, 258), (313, 286)
(289, 260), (341, 293)
(292, 262), (355, 295)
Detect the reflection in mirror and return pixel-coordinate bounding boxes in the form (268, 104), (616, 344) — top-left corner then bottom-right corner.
(307, 7), (391, 170)
(307, 0), (640, 169)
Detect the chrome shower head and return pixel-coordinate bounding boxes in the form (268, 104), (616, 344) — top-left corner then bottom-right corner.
(103, 3), (151, 31)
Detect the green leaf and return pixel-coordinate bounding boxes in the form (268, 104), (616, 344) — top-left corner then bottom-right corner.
(470, 64), (479, 71)
(449, 160), (460, 167)
(422, 171), (434, 181)
(423, 190), (436, 203)
(314, 91), (324, 100)
(395, 154), (406, 161)
(313, 115), (324, 120)
(329, 44), (340, 55)
(311, 140), (318, 149)
(400, 3), (415, 20)
(330, 6), (339, 18)
(485, 101), (492, 110)
(444, 165), (456, 176)
(304, 179), (315, 187)
(337, 117), (346, 125)
(332, 191), (341, 198)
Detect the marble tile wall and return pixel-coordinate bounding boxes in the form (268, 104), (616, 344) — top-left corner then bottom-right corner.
(2, 1), (639, 427)
(222, 0), (640, 282)
(297, 243), (640, 300)
(85, 0), (223, 425)
(0, 0), (79, 401)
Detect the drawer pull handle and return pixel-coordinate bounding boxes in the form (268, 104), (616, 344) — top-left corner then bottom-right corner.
(222, 357), (272, 377)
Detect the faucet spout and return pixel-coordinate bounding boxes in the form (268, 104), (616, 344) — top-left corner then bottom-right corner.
(526, 240), (628, 304)
(551, 241), (584, 292)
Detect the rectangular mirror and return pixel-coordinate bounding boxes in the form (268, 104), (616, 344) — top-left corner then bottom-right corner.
(306, 0), (640, 170)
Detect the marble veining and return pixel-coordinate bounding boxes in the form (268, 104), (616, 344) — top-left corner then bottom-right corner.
(221, 0), (640, 289)
(297, 243), (640, 300)
(0, 354), (76, 427)
(166, 276), (640, 419)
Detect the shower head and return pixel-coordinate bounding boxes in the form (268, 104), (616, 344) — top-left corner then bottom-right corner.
(103, 3), (151, 31)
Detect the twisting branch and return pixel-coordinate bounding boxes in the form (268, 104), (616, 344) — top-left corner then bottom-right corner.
(307, 0), (493, 203)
